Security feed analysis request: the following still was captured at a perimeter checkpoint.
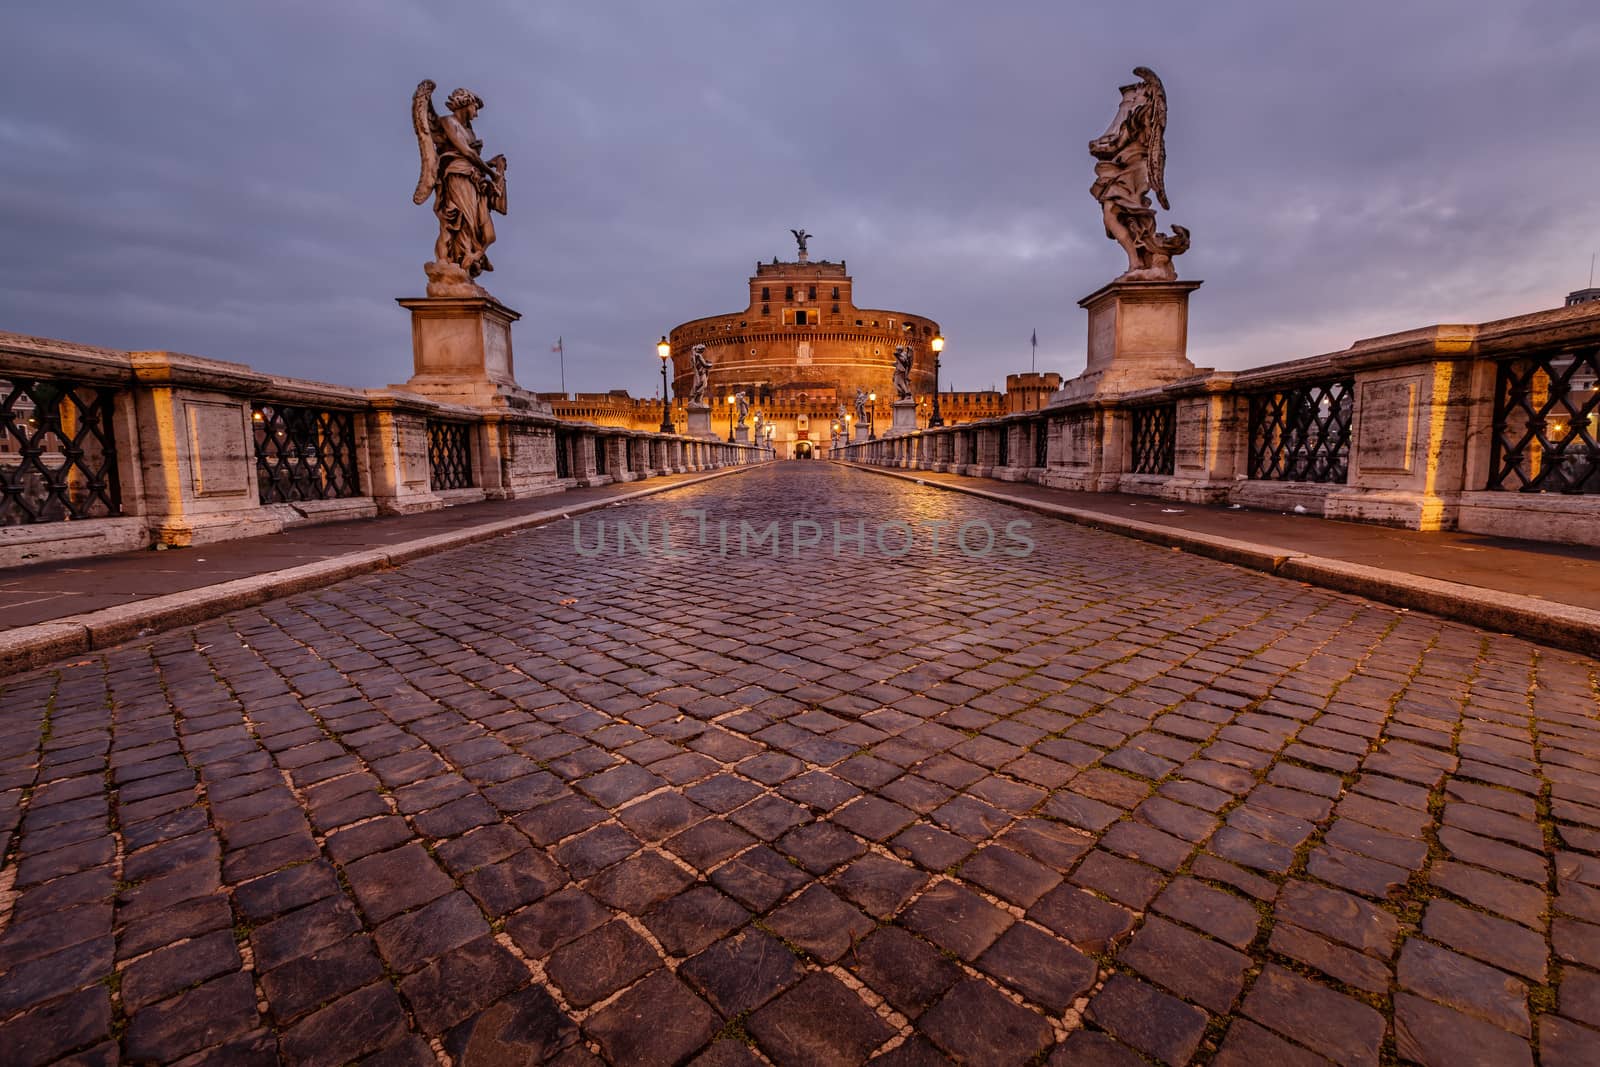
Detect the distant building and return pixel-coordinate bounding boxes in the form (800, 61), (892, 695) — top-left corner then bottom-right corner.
(1004, 372), (1063, 413)
(1567, 288), (1600, 307)
(544, 240), (1054, 455)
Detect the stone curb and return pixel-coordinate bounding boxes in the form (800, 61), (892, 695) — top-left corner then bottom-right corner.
(843, 462), (1600, 657)
(0, 465), (761, 678)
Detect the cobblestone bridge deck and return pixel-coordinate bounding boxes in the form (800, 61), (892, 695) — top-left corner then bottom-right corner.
(1, 463), (1596, 1066)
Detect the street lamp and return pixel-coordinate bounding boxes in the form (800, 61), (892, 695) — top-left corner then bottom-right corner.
(868, 392), (877, 439)
(726, 394), (736, 442)
(765, 423), (776, 454)
(656, 337), (674, 433)
(929, 334), (946, 427)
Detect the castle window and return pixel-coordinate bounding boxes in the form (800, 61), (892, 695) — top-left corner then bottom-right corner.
(795, 310), (809, 325)
(856, 319), (864, 326)
(808, 285), (816, 300)
(832, 287), (840, 299)
(832, 304), (839, 314)
(761, 287), (769, 301)
(762, 304), (770, 315)
(785, 286), (794, 301)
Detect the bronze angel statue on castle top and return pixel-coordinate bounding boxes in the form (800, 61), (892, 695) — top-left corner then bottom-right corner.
(412, 80), (508, 296)
(1089, 67), (1190, 281)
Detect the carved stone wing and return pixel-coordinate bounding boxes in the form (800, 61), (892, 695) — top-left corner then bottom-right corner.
(1134, 67), (1170, 211)
(411, 80), (440, 206)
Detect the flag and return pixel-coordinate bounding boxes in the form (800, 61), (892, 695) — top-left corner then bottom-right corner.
(551, 337), (563, 353)
(1031, 329), (1037, 348)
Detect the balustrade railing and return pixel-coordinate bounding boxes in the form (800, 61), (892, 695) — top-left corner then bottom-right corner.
(1, 376), (121, 525)
(554, 428), (573, 479)
(1488, 345), (1600, 493)
(1130, 404), (1176, 476)
(252, 402), (362, 503)
(427, 419), (474, 490)
(1247, 380), (1353, 483)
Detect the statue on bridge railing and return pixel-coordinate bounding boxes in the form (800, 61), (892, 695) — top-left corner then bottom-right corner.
(854, 387), (869, 422)
(689, 344), (711, 405)
(837, 402), (848, 424)
(1089, 67), (1190, 282)
(412, 80), (508, 297)
(892, 345), (914, 401)
(734, 391), (750, 427)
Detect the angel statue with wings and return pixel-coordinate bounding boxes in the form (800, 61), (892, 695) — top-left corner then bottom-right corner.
(1088, 67), (1190, 282)
(412, 80), (508, 296)
(689, 345), (711, 405)
(790, 229), (812, 257)
(891, 345), (914, 401)
(734, 391), (750, 428)
(854, 386), (869, 422)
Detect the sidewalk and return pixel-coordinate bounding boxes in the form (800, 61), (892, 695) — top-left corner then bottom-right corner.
(0, 467), (754, 674)
(845, 464), (1600, 655)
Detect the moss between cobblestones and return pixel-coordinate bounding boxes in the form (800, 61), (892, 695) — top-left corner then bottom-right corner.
(712, 1011), (756, 1046)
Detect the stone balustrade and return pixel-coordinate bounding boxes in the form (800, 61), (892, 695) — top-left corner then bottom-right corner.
(0, 332), (769, 568)
(836, 300), (1600, 548)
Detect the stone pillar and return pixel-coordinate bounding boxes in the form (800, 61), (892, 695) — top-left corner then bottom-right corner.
(734, 425), (750, 444)
(890, 399), (918, 435)
(1057, 280), (1203, 401)
(395, 295), (548, 410)
(1327, 351), (1478, 529)
(854, 423), (869, 444)
(686, 402), (714, 439)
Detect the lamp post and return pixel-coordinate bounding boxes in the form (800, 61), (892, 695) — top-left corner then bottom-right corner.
(656, 337), (674, 433)
(766, 423), (776, 454)
(929, 334), (945, 427)
(831, 420), (840, 459)
(868, 392), (877, 439)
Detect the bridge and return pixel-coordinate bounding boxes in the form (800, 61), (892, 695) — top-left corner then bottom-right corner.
(0, 460), (1596, 1065)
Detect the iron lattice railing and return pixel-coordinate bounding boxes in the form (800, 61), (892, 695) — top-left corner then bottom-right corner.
(555, 429), (572, 479)
(427, 420), (473, 490)
(996, 425), (1010, 467)
(1130, 404), (1176, 475)
(1247, 380), (1354, 483)
(252, 403), (361, 503)
(1034, 419), (1049, 468)
(1488, 346), (1600, 493)
(1, 376), (121, 525)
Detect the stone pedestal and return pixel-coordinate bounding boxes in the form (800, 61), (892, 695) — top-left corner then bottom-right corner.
(1055, 279), (1203, 401)
(890, 399), (918, 434)
(395, 294), (548, 412)
(734, 425), (750, 444)
(854, 424), (869, 444)
(686, 402), (716, 439)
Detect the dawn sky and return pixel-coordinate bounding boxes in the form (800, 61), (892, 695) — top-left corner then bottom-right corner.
(2, 1), (1597, 397)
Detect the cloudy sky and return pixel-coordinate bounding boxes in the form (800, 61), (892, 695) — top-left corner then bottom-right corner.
(3, 2), (1597, 397)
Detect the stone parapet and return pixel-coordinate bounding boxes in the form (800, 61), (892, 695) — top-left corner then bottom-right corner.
(0, 331), (770, 569)
(835, 299), (1600, 548)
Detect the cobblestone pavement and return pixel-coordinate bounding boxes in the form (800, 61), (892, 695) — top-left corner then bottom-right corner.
(2, 462), (1598, 1066)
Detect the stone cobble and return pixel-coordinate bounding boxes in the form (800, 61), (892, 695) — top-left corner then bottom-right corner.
(0, 462), (1597, 1065)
